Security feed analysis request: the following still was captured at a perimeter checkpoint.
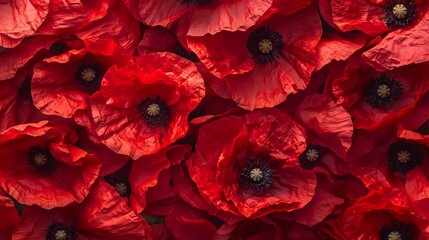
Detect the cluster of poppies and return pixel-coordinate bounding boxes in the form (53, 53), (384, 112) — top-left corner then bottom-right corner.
(1, 0), (429, 239)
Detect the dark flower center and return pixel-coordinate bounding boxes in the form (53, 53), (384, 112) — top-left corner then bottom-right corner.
(18, 77), (33, 103)
(247, 26), (284, 65)
(46, 221), (78, 240)
(380, 220), (412, 240)
(27, 146), (56, 174)
(178, 0), (211, 5)
(138, 96), (170, 128)
(75, 63), (102, 95)
(387, 141), (420, 173)
(299, 144), (323, 170)
(385, 0), (416, 28)
(49, 42), (67, 56)
(366, 74), (403, 109)
(239, 157), (273, 193)
(105, 176), (132, 197)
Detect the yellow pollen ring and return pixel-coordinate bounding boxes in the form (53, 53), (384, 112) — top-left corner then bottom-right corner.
(249, 168), (263, 182)
(147, 103), (161, 117)
(393, 4), (408, 19)
(397, 150), (411, 163)
(114, 183), (128, 196)
(306, 149), (319, 162)
(377, 84), (391, 99)
(81, 68), (96, 82)
(388, 231), (402, 240)
(55, 230), (67, 240)
(258, 39), (273, 54)
(34, 153), (47, 165)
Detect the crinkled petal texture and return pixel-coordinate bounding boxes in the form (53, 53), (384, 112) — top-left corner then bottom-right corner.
(187, 108), (317, 218)
(363, 10), (429, 71)
(129, 144), (191, 213)
(332, 55), (429, 130)
(0, 190), (20, 240)
(90, 52), (205, 159)
(0, 121), (101, 209)
(32, 39), (132, 119)
(296, 93), (354, 160)
(186, 5), (322, 110)
(0, 0), (49, 47)
(343, 188), (429, 239)
(330, 0), (388, 36)
(215, 217), (281, 240)
(12, 180), (151, 240)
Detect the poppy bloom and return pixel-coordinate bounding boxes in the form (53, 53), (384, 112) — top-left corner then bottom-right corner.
(122, 0), (273, 35)
(342, 188), (429, 239)
(323, 0), (429, 36)
(12, 180), (151, 240)
(0, 0), (49, 48)
(103, 144), (191, 213)
(187, 108), (317, 218)
(182, 4), (322, 110)
(216, 217), (281, 240)
(32, 39), (132, 119)
(0, 189), (20, 240)
(87, 52), (205, 159)
(332, 54), (429, 130)
(0, 121), (101, 209)
(363, 10), (429, 71)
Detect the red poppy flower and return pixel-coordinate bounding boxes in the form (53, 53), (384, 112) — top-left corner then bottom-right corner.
(123, 0), (273, 34)
(74, 0), (141, 53)
(87, 52), (205, 159)
(0, 0), (49, 48)
(12, 180), (151, 240)
(363, 10), (429, 71)
(0, 121), (101, 209)
(0, 189), (20, 240)
(342, 188), (429, 239)
(32, 39), (132, 119)
(216, 217), (281, 240)
(323, 0), (429, 36)
(182, 4), (322, 110)
(187, 108), (316, 218)
(103, 144), (190, 213)
(332, 54), (429, 130)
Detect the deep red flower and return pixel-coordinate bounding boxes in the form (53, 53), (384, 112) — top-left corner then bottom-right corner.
(123, 0), (273, 34)
(187, 108), (316, 218)
(332, 54), (429, 130)
(12, 180), (151, 240)
(342, 188), (429, 239)
(0, 0), (49, 48)
(87, 52), (205, 159)
(103, 144), (191, 213)
(32, 39), (132, 119)
(322, 0), (429, 36)
(0, 189), (20, 240)
(216, 217), (281, 240)
(0, 121), (101, 209)
(182, 4), (322, 110)
(363, 10), (429, 71)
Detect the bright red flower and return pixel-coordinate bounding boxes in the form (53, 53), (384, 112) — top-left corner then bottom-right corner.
(187, 108), (316, 218)
(0, 189), (20, 240)
(0, 0), (49, 48)
(342, 188), (429, 239)
(322, 0), (429, 36)
(0, 121), (101, 209)
(182, 4), (322, 110)
(12, 180), (151, 240)
(32, 39), (132, 119)
(332, 54), (429, 130)
(87, 52), (205, 159)
(363, 10), (429, 71)
(122, 0), (273, 34)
